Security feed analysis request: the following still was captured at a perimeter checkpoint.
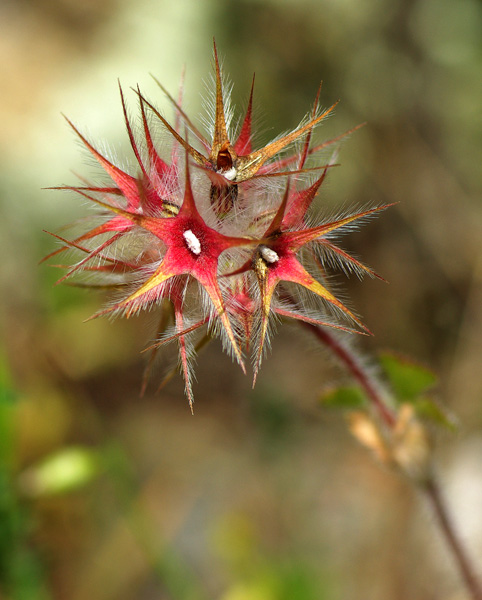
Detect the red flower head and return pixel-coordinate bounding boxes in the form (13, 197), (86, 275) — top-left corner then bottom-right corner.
(45, 43), (391, 411)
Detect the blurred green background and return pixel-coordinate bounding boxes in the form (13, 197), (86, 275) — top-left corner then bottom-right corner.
(1, 0), (481, 598)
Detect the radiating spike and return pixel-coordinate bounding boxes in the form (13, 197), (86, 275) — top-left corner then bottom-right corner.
(274, 307), (364, 335)
(118, 82), (148, 179)
(137, 85), (170, 178)
(132, 90), (210, 168)
(265, 178), (291, 236)
(235, 101), (339, 181)
(233, 74), (255, 155)
(62, 115), (141, 207)
(266, 123), (364, 172)
(282, 258), (371, 334)
(298, 82), (322, 170)
(252, 259), (275, 386)
(281, 169), (329, 229)
(141, 301), (173, 397)
(55, 232), (123, 284)
(320, 241), (386, 281)
(150, 73), (210, 152)
(199, 269), (246, 374)
(210, 39), (232, 165)
(286, 204), (396, 252)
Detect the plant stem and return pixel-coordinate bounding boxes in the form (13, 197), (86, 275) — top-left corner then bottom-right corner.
(304, 322), (482, 600)
(303, 322), (396, 427)
(423, 477), (482, 600)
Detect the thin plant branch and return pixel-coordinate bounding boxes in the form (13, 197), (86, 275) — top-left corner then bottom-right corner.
(304, 322), (482, 600)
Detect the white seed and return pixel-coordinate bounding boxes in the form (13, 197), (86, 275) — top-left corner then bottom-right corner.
(260, 245), (279, 264)
(183, 229), (201, 255)
(221, 167), (237, 181)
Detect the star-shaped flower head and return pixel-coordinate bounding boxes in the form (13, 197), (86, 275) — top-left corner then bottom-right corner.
(45, 44), (390, 410)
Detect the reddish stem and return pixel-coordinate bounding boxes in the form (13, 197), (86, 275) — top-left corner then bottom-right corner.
(304, 322), (482, 600)
(302, 322), (396, 427)
(423, 477), (482, 600)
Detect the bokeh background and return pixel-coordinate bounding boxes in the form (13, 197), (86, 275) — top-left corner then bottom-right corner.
(1, 0), (481, 598)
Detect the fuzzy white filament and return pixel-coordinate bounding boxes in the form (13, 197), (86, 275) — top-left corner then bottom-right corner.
(260, 245), (279, 264)
(221, 167), (237, 181)
(183, 229), (202, 255)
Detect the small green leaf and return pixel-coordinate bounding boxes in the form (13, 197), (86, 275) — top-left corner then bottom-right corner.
(19, 446), (100, 497)
(414, 398), (457, 431)
(319, 386), (367, 409)
(379, 352), (437, 402)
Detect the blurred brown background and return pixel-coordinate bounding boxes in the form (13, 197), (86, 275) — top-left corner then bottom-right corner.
(1, 0), (481, 598)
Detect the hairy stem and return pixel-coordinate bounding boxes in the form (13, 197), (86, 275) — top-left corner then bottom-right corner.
(303, 322), (396, 427)
(304, 322), (482, 600)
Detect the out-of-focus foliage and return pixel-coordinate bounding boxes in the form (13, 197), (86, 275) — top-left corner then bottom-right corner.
(1, 0), (481, 598)
(320, 386), (367, 410)
(379, 352), (437, 402)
